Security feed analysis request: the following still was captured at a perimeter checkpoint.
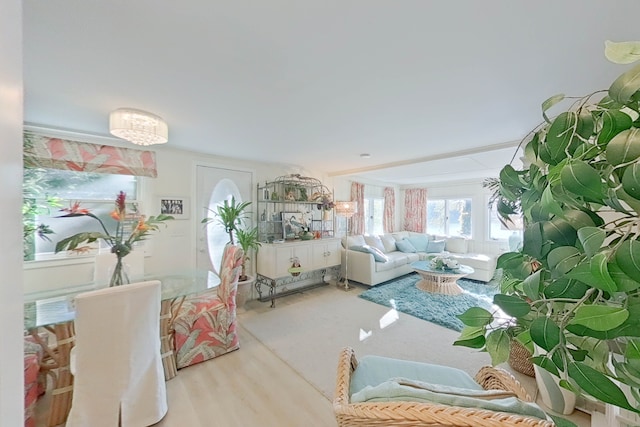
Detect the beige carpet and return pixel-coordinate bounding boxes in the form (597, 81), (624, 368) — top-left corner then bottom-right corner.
(239, 283), (494, 399)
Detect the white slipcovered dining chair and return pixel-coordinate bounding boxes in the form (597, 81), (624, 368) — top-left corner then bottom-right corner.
(66, 280), (168, 427)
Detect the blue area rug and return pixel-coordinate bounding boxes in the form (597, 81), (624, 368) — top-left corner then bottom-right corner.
(358, 273), (499, 332)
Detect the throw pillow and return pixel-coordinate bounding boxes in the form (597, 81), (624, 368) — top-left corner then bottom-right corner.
(342, 234), (366, 249)
(426, 239), (446, 253)
(379, 234), (397, 253)
(349, 245), (389, 263)
(406, 234), (430, 252)
(395, 239), (417, 253)
(445, 237), (468, 254)
(364, 235), (386, 253)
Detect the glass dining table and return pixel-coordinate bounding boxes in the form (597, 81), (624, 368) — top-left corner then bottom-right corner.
(23, 270), (220, 427)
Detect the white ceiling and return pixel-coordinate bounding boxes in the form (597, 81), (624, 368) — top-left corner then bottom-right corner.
(22, 1), (640, 185)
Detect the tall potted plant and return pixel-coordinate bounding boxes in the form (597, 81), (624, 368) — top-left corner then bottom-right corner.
(202, 197), (251, 245)
(235, 226), (262, 307)
(455, 41), (640, 415)
(202, 197), (257, 306)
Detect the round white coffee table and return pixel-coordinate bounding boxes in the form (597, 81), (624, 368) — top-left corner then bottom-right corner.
(410, 261), (474, 295)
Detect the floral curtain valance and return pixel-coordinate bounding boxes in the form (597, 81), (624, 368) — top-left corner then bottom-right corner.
(23, 133), (158, 178)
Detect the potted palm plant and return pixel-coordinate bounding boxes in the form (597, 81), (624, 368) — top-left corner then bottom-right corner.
(202, 197), (251, 245)
(235, 226), (262, 307)
(202, 197), (258, 307)
(455, 41), (640, 415)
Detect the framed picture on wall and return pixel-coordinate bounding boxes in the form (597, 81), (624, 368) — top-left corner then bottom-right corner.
(158, 196), (189, 220)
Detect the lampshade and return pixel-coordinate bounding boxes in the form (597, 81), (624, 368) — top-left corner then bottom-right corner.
(335, 201), (357, 218)
(109, 108), (168, 146)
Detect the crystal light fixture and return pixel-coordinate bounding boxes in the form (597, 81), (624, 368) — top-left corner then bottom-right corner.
(109, 108), (168, 146)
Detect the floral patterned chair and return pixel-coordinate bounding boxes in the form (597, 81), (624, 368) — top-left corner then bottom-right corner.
(173, 244), (244, 369)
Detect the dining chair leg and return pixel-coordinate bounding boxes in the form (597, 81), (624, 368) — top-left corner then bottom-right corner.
(160, 298), (182, 380)
(30, 321), (75, 427)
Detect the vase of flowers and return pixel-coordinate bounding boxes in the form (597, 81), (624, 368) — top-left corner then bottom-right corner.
(55, 191), (173, 286)
(429, 253), (460, 271)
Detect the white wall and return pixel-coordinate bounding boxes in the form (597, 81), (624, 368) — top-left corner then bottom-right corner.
(1, 0), (24, 424)
(23, 140), (329, 293)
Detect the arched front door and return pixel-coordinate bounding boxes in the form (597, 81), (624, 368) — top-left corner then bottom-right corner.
(195, 165), (253, 274)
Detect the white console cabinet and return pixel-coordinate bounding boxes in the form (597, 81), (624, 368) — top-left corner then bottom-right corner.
(256, 238), (341, 306)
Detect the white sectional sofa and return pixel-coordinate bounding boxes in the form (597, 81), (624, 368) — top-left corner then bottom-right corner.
(341, 231), (497, 286)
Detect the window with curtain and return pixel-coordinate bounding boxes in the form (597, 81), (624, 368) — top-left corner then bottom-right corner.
(427, 198), (472, 238)
(23, 133), (155, 261)
(363, 198), (384, 235)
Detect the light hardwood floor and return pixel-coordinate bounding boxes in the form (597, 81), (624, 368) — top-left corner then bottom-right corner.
(35, 324), (337, 427)
(154, 324), (336, 426)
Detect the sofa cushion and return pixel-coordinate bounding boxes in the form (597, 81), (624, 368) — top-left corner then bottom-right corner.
(445, 237), (468, 254)
(364, 235), (386, 253)
(379, 234), (397, 253)
(343, 235), (366, 249)
(350, 245), (389, 263)
(350, 354), (482, 396)
(449, 253), (495, 271)
(391, 231), (410, 242)
(406, 235), (430, 252)
(426, 239), (446, 253)
(396, 239), (417, 253)
(385, 252), (415, 268)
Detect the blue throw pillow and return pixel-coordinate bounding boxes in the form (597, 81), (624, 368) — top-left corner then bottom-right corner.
(406, 235), (430, 252)
(350, 245), (389, 263)
(395, 239), (417, 253)
(426, 239), (446, 253)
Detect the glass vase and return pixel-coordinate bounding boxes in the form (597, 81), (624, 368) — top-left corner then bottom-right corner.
(109, 255), (130, 287)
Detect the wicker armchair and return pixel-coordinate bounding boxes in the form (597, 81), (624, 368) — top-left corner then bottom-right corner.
(333, 347), (554, 427)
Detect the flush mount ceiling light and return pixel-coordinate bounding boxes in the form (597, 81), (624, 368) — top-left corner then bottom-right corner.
(109, 108), (168, 146)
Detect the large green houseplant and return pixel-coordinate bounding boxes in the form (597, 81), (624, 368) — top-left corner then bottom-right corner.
(456, 41), (640, 413)
(202, 197), (259, 306)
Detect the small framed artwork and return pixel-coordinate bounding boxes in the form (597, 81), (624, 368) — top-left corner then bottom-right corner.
(282, 212), (305, 239)
(158, 196), (190, 220)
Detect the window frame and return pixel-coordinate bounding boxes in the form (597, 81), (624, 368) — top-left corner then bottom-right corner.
(426, 197), (473, 238)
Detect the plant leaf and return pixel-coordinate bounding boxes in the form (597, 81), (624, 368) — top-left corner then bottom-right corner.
(622, 163), (640, 200)
(615, 239), (640, 279)
(531, 355), (559, 377)
(609, 62), (640, 104)
(577, 226), (605, 258)
(605, 40), (640, 64)
(493, 294), (531, 318)
(570, 305), (629, 331)
(590, 252), (618, 293)
(547, 246), (581, 277)
(457, 307), (493, 327)
(544, 112), (578, 165)
(541, 186), (564, 218)
(544, 278), (589, 300)
(598, 110), (633, 146)
(542, 218), (577, 247)
(560, 160), (604, 202)
(522, 270), (542, 301)
(530, 317), (561, 352)
(453, 335), (486, 349)
(568, 362), (638, 412)
(606, 128), (640, 165)
(485, 330), (510, 366)
(609, 261), (640, 292)
(542, 94), (565, 123)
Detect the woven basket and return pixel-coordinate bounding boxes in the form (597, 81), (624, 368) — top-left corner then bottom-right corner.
(333, 347), (553, 427)
(508, 339), (535, 377)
